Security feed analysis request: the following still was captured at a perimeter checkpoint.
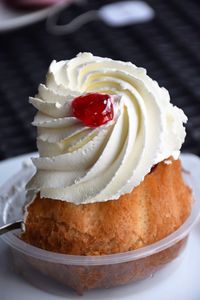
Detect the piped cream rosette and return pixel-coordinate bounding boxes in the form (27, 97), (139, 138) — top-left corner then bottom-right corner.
(27, 52), (187, 204)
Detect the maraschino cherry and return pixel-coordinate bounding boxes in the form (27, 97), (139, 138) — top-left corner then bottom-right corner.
(72, 93), (114, 127)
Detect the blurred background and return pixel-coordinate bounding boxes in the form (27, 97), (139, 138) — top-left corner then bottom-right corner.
(0, 0), (199, 161)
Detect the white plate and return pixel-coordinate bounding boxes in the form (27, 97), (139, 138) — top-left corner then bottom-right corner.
(0, 2), (64, 32)
(0, 153), (200, 300)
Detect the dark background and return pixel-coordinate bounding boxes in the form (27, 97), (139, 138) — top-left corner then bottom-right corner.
(0, 0), (199, 161)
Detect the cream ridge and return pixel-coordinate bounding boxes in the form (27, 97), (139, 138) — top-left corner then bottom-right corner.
(27, 52), (187, 204)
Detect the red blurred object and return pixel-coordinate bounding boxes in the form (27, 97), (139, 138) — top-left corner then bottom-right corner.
(4, 0), (66, 9)
(72, 93), (114, 128)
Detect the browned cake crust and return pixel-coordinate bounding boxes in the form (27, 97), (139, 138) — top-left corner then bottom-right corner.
(21, 159), (192, 255)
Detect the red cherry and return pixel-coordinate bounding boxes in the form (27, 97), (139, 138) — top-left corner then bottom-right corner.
(72, 93), (114, 128)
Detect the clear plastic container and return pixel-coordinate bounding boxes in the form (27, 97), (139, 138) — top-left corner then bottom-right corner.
(0, 155), (200, 295)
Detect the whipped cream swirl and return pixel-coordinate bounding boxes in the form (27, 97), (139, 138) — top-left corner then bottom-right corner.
(27, 52), (187, 204)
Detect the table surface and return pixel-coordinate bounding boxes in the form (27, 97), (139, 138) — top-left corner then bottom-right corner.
(0, 0), (200, 161)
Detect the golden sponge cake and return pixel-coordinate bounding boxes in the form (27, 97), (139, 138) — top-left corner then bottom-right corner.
(21, 159), (192, 255)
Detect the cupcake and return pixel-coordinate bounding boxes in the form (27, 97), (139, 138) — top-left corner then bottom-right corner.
(21, 52), (191, 256)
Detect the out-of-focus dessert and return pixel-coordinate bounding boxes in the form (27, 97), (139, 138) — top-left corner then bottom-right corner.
(21, 52), (191, 256)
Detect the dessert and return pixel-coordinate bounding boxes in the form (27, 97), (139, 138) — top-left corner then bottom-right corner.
(19, 52), (192, 292)
(23, 159), (191, 255)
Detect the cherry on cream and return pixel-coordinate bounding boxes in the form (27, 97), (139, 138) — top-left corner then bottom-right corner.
(72, 93), (114, 127)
